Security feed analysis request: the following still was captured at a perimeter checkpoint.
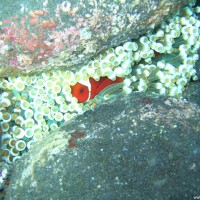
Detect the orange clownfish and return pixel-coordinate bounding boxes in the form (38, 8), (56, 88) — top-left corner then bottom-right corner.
(70, 77), (123, 103)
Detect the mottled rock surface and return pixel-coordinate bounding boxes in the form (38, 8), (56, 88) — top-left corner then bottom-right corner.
(5, 82), (200, 199)
(0, 0), (193, 77)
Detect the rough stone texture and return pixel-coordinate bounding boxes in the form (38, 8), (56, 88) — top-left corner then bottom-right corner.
(0, 0), (193, 77)
(182, 52), (200, 103)
(4, 81), (200, 200)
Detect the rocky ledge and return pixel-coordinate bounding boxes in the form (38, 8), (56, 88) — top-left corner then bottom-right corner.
(4, 80), (200, 200)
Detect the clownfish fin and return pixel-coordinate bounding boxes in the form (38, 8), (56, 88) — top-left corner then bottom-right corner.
(89, 77), (108, 99)
(94, 77), (123, 97)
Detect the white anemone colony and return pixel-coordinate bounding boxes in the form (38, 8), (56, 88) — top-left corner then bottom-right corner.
(0, 4), (200, 172)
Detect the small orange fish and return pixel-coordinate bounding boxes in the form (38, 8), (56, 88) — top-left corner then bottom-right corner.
(70, 77), (123, 103)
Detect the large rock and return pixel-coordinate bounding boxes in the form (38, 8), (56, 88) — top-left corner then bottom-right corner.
(5, 83), (200, 199)
(0, 0), (193, 77)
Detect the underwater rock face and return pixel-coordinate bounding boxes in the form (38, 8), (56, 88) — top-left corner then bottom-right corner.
(5, 89), (200, 200)
(0, 0), (193, 76)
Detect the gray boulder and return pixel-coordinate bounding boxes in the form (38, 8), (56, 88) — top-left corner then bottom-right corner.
(0, 0), (192, 76)
(5, 85), (200, 199)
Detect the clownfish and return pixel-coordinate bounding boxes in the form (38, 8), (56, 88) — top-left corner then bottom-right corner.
(70, 77), (123, 103)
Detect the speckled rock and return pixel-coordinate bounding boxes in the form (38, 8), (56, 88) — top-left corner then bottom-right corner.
(5, 85), (200, 200)
(0, 0), (193, 77)
(182, 52), (200, 103)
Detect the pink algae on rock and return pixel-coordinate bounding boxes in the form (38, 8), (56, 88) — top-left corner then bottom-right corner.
(0, 4), (86, 76)
(1, 11), (57, 70)
(68, 130), (86, 148)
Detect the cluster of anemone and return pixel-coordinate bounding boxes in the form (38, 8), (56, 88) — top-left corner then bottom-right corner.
(0, 4), (200, 168)
(0, 72), (84, 163)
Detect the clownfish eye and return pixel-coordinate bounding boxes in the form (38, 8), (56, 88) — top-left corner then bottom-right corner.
(79, 87), (85, 94)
